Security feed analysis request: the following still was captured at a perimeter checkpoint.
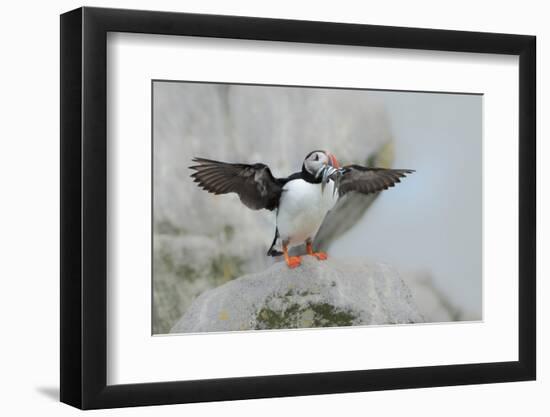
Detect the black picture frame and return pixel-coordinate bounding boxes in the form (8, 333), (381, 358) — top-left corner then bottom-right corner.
(60, 6), (536, 410)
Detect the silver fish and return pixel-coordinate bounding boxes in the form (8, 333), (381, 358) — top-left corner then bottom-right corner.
(320, 165), (338, 194)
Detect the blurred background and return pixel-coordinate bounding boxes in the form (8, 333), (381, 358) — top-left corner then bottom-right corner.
(152, 81), (482, 334)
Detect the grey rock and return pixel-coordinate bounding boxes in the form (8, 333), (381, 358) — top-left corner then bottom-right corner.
(170, 257), (423, 333)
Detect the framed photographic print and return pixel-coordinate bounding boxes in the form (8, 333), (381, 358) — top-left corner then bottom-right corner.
(60, 6), (536, 409)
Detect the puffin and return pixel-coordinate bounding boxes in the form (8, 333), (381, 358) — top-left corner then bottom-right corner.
(189, 151), (414, 268)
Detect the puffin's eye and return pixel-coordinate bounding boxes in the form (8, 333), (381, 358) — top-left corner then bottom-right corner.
(314, 154), (319, 161)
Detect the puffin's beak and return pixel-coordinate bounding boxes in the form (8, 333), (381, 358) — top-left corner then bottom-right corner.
(327, 152), (340, 169)
(320, 152), (340, 194)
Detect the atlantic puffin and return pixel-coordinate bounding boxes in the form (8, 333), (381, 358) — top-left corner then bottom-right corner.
(190, 151), (414, 268)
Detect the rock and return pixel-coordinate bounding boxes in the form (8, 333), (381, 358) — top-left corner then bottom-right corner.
(170, 257), (423, 333)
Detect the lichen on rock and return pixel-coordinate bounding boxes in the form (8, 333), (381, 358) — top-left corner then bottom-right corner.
(255, 290), (358, 330)
(170, 257), (423, 333)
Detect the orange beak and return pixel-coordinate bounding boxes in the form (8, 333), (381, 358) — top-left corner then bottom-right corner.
(328, 152), (340, 169)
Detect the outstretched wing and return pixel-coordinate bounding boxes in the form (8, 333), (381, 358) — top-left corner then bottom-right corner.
(335, 165), (414, 197)
(189, 157), (283, 211)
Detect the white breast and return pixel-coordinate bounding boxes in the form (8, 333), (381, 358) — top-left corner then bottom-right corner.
(277, 179), (337, 247)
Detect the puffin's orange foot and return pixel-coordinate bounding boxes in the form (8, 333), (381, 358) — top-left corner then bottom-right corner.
(286, 256), (302, 269)
(311, 252), (328, 261)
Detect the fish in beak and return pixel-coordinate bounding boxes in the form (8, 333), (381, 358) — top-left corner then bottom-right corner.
(319, 152), (340, 194)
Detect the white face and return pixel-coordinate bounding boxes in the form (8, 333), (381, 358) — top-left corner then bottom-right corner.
(303, 151), (330, 176)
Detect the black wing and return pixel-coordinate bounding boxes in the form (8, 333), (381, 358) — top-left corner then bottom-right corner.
(335, 165), (415, 197)
(189, 157), (283, 211)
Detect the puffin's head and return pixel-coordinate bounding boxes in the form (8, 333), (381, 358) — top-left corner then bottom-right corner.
(303, 150), (340, 177)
